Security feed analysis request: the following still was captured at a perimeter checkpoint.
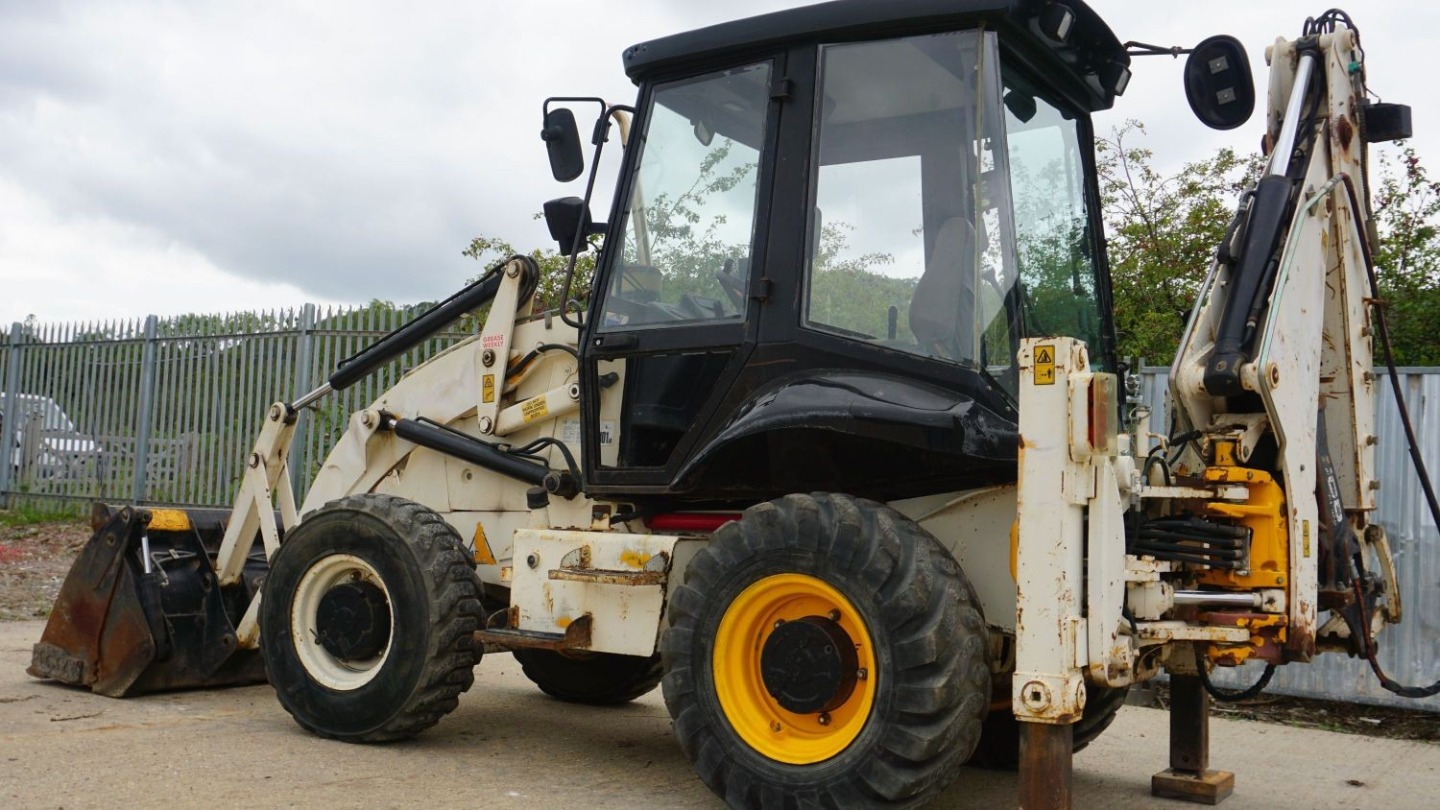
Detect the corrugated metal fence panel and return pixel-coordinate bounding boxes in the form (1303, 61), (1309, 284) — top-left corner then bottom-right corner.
(1141, 367), (1440, 712)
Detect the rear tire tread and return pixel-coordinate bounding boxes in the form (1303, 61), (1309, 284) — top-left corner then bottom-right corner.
(662, 493), (990, 808)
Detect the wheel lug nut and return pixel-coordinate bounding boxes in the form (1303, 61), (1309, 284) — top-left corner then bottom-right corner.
(774, 619), (786, 629)
(827, 609), (841, 622)
(817, 712), (831, 726)
(856, 668), (868, 681)
(770, 721), (782, 732)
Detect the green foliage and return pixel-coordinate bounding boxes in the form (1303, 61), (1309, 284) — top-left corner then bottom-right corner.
(1371, 145), (1440, 365)
(0, 502), (84, 526)
(807, 222), (903, 338)
(1096, 121), (1264, 364)
(626, 139), (757, 308)
(462, 233), (596, 316)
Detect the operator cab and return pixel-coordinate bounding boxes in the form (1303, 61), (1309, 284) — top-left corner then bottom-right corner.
(552, 0), (1127, 503)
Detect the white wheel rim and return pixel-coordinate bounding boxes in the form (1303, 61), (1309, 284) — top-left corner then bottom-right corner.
(291, 553), (394, 691)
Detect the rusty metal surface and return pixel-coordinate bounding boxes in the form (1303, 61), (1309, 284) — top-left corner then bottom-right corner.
(1140, 368), (1440, 711)
(27, 506), (265, 697)
(548, 568), (666, 586)
(475, 613), (594, 651)
(1018, 721), (1074, 809)
(27, 508), (160, 696)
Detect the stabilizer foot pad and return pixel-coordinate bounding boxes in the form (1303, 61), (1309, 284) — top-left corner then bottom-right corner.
(1151, 769), (1235, 805)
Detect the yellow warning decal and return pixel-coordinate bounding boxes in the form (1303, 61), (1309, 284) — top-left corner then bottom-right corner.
(147, 509), (192, 532)
(1035, 344), (1056, 385)
(1302, 520), (1311, 558)
(473, 522), (497, 566)
(482, 374), (495, 404)
(521, 396), (549, 423)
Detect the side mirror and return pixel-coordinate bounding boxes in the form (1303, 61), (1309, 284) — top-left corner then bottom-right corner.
(1184, 35), (1255, 131)
(544, 196), (594, 256)
(541, 108), (585, 182)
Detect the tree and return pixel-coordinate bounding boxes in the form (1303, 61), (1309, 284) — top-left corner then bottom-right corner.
(1371, 145), (1440, 365)
(1096, 121), (1264, 364)
(462, 232), (596, 315)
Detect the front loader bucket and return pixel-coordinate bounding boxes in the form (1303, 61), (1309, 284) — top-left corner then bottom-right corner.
(27, 504), (269, 697)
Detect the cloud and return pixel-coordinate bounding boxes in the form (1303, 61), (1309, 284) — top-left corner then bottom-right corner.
(0, 175), (330, 324)
(1, 0), (1434, 324)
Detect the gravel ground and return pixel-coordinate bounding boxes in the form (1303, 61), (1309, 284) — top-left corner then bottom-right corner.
(0, 518), (90, 621)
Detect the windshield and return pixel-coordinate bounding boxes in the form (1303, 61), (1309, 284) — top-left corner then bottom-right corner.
(1000, 68), (1106, 369)
(599, 62), (772, 329)
(801, 30), (1107, 396)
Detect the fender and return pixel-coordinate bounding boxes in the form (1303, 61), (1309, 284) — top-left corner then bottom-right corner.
(674, 370), (1018, 500)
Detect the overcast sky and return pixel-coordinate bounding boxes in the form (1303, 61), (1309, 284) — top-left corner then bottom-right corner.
(2, 0), (1435, 326)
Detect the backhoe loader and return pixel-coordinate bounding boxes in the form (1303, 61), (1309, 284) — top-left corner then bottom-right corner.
(29, 1), (1432, 807)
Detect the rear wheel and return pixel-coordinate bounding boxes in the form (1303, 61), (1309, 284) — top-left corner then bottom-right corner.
(513, 649), (663, 705)
(661, 493), (990, 807)
(260, 494), (483, 742)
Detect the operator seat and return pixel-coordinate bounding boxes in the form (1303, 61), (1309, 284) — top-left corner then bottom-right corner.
(909, 215), (977, 361)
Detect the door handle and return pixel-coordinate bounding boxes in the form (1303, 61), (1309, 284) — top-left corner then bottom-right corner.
(590, 333), (638, 356)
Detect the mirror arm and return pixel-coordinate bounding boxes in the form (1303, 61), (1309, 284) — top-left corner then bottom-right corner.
(1124, 40), (1192, 58)
(558, 102), (631, 331)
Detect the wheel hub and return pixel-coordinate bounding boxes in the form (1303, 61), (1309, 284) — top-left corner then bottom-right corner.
(315, 581), (391, 661)
(760, 616), (859, 714)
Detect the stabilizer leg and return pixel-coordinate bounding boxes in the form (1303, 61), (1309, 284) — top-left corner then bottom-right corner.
(1019, 721), (1073, 810)
(1152, 674), (1234, 804)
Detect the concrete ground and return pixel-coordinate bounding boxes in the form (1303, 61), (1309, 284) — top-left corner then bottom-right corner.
(0, 620), (1436, 809)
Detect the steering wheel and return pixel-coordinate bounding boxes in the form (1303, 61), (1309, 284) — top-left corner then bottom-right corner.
(714, 258), (746, 308)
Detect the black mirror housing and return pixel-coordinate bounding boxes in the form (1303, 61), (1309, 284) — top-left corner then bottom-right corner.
(1361, 101), (1413, 143)
(544, 196), (594, 256)
(542, 108), (585, 182)
(1184, 35), (1255, 131)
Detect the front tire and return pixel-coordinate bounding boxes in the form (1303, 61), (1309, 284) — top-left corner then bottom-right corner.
(661, 493), (990, 808)
(260, 494), (483, 742)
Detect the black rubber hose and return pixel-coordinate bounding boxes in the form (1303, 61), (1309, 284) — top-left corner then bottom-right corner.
(1196, 657), (1276, 703)
(1337, 174), (1440, 698)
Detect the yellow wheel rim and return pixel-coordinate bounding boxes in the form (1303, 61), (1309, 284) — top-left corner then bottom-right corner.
(713, 573), (877, 764)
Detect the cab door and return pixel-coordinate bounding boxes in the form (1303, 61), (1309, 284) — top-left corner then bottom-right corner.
(580, 57), (782, 492)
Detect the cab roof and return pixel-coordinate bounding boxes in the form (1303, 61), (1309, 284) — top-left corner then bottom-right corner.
(623, 0), (1129, 112)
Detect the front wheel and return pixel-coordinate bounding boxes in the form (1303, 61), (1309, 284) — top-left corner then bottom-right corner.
(661, 493), (990, 807)
(260, 494), (484, 742)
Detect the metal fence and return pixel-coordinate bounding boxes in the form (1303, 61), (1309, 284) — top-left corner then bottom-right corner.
(1137, 366), (1440, 711)
(2, 309), (1437, 711)
(0, 306), (470, 511)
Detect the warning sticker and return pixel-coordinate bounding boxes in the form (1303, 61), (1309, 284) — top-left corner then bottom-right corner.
(482, 374), (495, 404)
(559, 418), (614, 445)
(1035, 344), (1056, 385)
(521, 396), (550, 422)
(559, 418), (581, 444)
